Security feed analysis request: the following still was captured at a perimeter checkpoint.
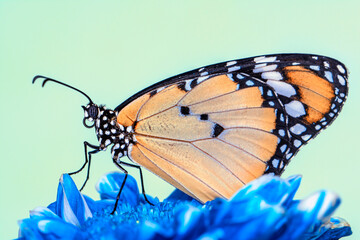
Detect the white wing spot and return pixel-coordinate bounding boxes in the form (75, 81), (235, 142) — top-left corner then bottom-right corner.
(259, 86), (264, 95)
(294, 140), (302, 148)
(337, 65), (346, 74)
(324, 71), (333, 83)
(197, 76), (209, 83)
(184, 80), (193, 91)
(278, 129), (285, 137)
(261, 71), (283, 80)
(157, 87), (165, 92)
(266, 80), (296, 97)
(254, 56), (277, 63)
(337, 75), (346, 86)
(226, 61), (237, 66)
(228, 66), (241, 72)
(245, 80), (254, 86)
(290, 123), (307, 135)
(323, 61), (330, 68)
(236, 73), (244, 79)
(253, 64), (277, 73)
(280, 113), (284, 122)
(310, 65), (320, 71)
(272, 159), (279, 168)
(302, 134), (312, 141)
(285, 101), (306, 117)
(254, 63), (266, 68)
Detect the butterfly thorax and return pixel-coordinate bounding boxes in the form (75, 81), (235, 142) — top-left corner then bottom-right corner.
(93, 106), (133, 161)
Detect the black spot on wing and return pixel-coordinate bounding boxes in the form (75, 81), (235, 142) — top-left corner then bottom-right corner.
(212, 123), (224, 138)
(200, 114), (208, 120)
(180, 106), (190, 116)
(149, 90), (157, 97)
(190, 79), (198, 88)
(177, 82), (187, 92)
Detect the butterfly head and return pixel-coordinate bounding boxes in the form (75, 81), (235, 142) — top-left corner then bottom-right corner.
(82, 103), (99, 128)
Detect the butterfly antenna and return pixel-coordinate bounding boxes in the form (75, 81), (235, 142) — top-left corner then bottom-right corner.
(32, 75), (94, 104)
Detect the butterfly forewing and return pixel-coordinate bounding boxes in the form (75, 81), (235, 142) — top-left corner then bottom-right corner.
(117, 71), (291, 203)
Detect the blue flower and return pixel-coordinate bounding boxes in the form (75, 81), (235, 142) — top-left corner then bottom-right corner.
(17, 173), (352, 240)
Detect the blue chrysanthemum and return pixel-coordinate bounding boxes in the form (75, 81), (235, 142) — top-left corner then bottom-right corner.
(17, 173), (352, 240)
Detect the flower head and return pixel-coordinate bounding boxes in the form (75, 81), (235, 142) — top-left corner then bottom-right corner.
(18, 173), (352, 240)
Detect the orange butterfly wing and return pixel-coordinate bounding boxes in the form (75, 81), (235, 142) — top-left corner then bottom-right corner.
(114, 54), (347, 203)
(117, 73), (290, 203)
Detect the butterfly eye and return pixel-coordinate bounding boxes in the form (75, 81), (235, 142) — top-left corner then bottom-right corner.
(88, 105), (99, 119)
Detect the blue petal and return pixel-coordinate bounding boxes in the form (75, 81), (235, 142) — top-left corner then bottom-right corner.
(36, 218), (87, 239)
(29, 207), (59, 219)
(55, 174), (92, 226)
(18, 218), (45, 240)
(173, 205), (206, 239)
(82, 195), (115, 213)
(96, 172), (140, 206)
(214, 201), (286, 240)
(277, 190), (341, 240)
(231, 175), (301, 207)
(196, 229), (224, 240)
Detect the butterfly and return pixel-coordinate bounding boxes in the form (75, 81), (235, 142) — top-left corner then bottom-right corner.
(33, 53), (348, 207)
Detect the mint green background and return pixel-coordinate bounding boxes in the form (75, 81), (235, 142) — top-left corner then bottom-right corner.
(1, 1), (359, 239)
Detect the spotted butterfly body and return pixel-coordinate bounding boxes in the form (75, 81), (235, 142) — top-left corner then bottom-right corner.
(52, 54), (349, 204)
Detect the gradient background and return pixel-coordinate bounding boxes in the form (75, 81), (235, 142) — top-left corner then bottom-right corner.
(0, 1), (359, 239)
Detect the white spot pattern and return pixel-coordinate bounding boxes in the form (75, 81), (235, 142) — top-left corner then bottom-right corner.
(261, 71), (283, 80)
(266, 80), (296, 97)
(285, 101), (306, 117)
(290, 123), (306, 135)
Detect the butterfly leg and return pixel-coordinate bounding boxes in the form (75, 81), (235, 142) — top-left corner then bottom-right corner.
(68, 141), (100, 191)
(117, 161), (154, 206)
(111, 160), (128, 214)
